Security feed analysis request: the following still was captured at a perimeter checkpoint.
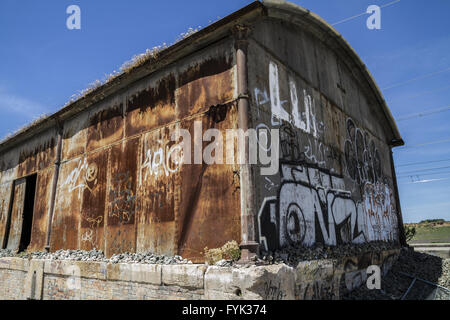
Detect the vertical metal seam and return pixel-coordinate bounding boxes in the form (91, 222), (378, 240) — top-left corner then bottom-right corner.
(44, 118), (63, 251)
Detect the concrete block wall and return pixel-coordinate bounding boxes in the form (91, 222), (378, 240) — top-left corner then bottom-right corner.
(0, 248), (399, 300)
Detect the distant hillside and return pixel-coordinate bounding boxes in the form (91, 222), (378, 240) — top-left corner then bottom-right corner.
(405, 220), (450, 244)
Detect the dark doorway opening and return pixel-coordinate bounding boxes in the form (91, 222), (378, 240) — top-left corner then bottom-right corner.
(18, 174), (37, 252)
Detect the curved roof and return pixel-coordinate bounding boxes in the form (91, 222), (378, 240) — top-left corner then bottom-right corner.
(0, 0), (403, 153)
(261, 0), (403, 146)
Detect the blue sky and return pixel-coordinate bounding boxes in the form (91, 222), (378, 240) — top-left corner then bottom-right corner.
(0, 0), (449, 223)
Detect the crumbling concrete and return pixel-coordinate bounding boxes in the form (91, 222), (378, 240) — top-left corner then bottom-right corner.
(0, 248), (399, 300)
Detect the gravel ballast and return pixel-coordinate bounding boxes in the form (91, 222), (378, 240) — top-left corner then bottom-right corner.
(259, 241), (400, 266)
(0, 248), (192, 265)
(342, 247), (450, 300)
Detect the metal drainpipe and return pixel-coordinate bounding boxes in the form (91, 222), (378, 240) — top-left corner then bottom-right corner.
(233, 24), (260, 262)
(389, 143), (407, 247)
(45, 118), (63, 252)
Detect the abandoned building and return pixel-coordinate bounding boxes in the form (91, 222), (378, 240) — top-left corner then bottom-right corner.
(0, 0), (405, 272)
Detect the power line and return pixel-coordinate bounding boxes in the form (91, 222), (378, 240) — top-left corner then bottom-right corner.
(396, 158), (450, 168)
(395, 138), (450, 151)
(397, 170), (450, 179)
(387, 85), (450, 103)
(400, 177), (450, 185)
(398, 165), (450, 176)
(397, 106), (450, 121)
(382, 66), (450, 91)
(331, 0), (401, 26)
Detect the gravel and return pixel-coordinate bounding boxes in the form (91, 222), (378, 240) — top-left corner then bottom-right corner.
(342, 247), (450, 300)
(0, 248), (192, 265)
(259, 241), (400, 267)
(0, 249), (14, 258)
(214, 259), (234, 267)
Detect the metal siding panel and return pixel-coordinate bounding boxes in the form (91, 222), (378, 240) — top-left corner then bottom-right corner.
(136, 124), (180, 256)
(50, 158), (83, 251)
(28, 169), (54, 251)
(176, 111), (241, 263)
(6, 178), (26, 251)
(0, 182), (13, 248)
(105, 138), (139, 257)
(80, 151), (108, 251)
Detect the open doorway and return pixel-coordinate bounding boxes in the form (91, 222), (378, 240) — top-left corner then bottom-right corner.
(18, 174), (37, 252)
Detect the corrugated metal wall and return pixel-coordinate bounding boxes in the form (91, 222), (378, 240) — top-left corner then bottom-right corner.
(0, 38), (242, 262)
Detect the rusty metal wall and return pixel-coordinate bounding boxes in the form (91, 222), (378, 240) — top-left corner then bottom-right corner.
(0, 35), (241, 261)
(31, 38), (240, 261)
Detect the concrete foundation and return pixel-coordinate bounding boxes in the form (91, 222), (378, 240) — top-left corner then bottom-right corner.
(0, 249), (399, 300)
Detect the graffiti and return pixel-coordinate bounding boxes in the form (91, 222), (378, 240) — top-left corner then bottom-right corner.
(304, 138), (328, 167)
(278, 121), (336, 168)
(81, 230), (94, 244)
(254, 88), (270, 118)
(62, 158), (89, 199)
(109, 172), (136, 223)
(62, 158), (99, 199)
(279, 124), (303, 162)
(362, 182), (398, 242)
(258, 163), (398, 252)
(264, 177), (279, 191)
(85, 163), (98, 182)
(344, 118), (381, 185)
(254, 60), (398, 253)
(109, 231), (134, 253)
(264, 61), (324, 138)
(141, 140), (183, 182)
(297, 280), (338, 300)
(263, 280), (287, 300)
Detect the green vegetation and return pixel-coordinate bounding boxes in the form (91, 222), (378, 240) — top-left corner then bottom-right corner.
(404, 225), (416, 242)
(204, 240), (241, 265)
(405, 220), (450, 243)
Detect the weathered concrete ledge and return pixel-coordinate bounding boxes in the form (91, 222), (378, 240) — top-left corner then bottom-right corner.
(0, 249), (399, 300)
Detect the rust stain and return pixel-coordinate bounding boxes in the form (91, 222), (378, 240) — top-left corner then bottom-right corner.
(178, 56), (232, 87)
(62, 115), (89, 161)
(86, 103), (124, 152)
(125, 74), (176, 138)
(18, 137), (56, 177)
(176, 56), (235, 119)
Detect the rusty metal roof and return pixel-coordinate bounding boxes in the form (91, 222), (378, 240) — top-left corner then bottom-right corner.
(0, 0), (403, 153)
